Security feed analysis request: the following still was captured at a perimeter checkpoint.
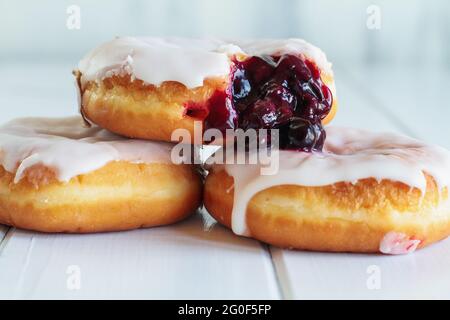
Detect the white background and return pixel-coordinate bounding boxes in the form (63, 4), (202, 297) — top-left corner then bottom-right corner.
(2, 0), (450, 66)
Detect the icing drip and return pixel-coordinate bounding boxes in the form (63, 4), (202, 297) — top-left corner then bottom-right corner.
(379, 232), (421, 255)
(78, 37), (333, 89)
(0, 117), (173, 183)
(219, 127), (450, 236)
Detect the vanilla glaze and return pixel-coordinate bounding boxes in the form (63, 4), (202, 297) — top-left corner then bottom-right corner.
(216, 127), (450, 236)
(78, 37), (333, 89)
(0, 117), (173, 183)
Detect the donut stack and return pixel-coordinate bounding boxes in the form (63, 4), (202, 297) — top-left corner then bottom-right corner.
(1, 37), (450, 254)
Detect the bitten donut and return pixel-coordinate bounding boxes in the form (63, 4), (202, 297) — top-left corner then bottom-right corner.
(204, 127), (450, 254)
(0, 117), (202, 233)
(76, 37), (337, 151)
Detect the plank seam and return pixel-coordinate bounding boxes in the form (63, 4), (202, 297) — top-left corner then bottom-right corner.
(13, 235), (36, 299)
(0, 227), (13, 255)
(262, 243), (285, 300)
(267, 247), (294, 300)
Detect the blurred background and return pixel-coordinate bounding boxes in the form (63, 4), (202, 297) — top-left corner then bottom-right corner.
(2, 0), (449, 65)
(0, 0), (449, 145)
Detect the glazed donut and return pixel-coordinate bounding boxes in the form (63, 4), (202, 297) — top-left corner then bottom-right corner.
(204, 127), (450, 254)
(76, 37), (337, 151)
(0, 117), (202, 233)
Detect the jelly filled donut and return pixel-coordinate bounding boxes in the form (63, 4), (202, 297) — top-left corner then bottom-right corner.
(204, 127), (450, 254)
(0, 117), (202, 233)
(76, 37), (337, 151)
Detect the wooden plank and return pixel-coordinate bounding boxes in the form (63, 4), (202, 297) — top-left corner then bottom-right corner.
(270, 66), (450, 299)
(272, 240), (450, 299)
(0, 210), (280, 299)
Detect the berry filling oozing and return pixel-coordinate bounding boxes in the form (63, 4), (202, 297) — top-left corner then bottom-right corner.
(184, 54), (333, 152)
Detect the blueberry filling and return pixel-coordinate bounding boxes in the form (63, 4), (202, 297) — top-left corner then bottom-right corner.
(184, 54), (333, 152)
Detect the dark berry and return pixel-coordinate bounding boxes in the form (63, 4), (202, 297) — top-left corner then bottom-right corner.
(274, 54), (312, 83)
(232, 68), (251, 100)
(262, 81), (297, 111)
(240, 56), (275, 85)
(296, 92), (319, 121)
(285, 118), (325, 151)
(240, 98), (292, 130)
(322, 84), (333, 108)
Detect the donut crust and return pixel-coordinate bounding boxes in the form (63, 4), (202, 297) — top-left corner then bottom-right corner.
(0, 162), (202, 233)
(79, 74), (227, 143)
(204, 169), (450, 252)
(78, 69), (337, 143)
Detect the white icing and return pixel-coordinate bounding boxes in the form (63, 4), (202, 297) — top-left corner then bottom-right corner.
(78, 37), (332, 89)
(232, 38), (332, 74)
(0, 117), (173, 183)
(218, 127), (450, 236)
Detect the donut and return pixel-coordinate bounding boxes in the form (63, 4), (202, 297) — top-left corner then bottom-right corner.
(0, 117), (202, 233)
(76, 37), (337, 151)
(204, 127), (450, 254)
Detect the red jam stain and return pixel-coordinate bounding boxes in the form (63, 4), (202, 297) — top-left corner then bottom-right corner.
(183, 101), (209, 119)
(184, 90), (237, 134)
(184, 54), (333, 152)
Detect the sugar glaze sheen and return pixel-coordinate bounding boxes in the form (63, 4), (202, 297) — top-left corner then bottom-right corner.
(217, 126), (450, 253)
(0, 117), (173, 183)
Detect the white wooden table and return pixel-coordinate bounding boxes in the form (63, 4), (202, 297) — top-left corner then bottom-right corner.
(0, 62), (449, 299)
